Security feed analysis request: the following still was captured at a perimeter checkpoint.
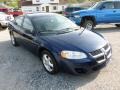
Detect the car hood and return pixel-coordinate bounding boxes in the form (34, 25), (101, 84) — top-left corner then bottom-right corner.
(40, 30), (107, 53)
(72, 9), (94, 15)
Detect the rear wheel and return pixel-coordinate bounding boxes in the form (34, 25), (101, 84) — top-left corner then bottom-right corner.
(115, 24), (120, 27)
(81, 19), (94, 30)
(41, 50), (59, 74)
(10, 32), (18, 46)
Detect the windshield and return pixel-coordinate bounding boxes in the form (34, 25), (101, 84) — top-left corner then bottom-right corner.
(32, 14), (80, 34)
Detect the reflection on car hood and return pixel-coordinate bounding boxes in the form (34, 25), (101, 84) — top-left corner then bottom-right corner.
(40, 30), (107, 53)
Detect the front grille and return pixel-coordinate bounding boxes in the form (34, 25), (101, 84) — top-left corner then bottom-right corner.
(90, 49), (102, 56)
(89, 44), (112, 63)
(96, 56), (104, 61)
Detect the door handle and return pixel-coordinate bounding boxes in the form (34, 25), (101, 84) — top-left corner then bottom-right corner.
(113, 11), (116, 12)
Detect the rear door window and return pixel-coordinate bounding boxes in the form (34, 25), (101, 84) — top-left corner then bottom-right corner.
(114, 2), (120, 9)
(15, 16), (24, 26)
(22, 17), (34, 32)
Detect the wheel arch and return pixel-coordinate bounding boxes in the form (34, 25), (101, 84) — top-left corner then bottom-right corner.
(81, 16), (96, 26)
(38, 47), (57, 60)
(38, 47), (50, 56)
(38, 45), (61, 63)
(38, 46), (60, 69)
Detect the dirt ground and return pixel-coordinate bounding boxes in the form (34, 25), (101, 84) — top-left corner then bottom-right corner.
(0, 24), (120, 90)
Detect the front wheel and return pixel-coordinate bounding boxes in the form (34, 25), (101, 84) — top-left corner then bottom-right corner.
(81, 20), (94, 30)
(41, 50), (59, 74)
(115, 24), (120, 27)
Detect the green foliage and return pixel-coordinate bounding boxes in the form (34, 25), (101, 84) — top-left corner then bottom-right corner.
(9, 0), (20, 8)
(77, 0), (85, 3)
(67, 0), (78, 3)
(0, 0), (19, 8)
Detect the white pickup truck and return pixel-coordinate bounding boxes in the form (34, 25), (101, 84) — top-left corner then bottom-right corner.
(0, 12), (14, 29)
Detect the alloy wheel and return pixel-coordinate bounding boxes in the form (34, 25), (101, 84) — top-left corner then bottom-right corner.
(42, 54), (54, 72)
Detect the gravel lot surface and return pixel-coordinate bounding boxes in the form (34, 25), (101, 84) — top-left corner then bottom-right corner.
(0, 24), (120, 90)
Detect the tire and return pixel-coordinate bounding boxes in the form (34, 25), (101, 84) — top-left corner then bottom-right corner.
(82, 19), (94, 30)
(0, 23), (7, 29)
(10, 31), (18, 46)
(2, 26), (7, 29)
(115, 24), (120, 27)
(41, 50), (59, 74)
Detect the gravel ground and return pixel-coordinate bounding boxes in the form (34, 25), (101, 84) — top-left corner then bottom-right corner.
(0, 25), (120, 90)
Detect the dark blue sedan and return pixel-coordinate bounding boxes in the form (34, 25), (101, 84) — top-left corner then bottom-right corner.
(8, 13), (112, 74)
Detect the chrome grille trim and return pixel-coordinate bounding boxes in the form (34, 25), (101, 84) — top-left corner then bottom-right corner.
(97, 59), (106, 64)
(106, 46), (111, 52)
(107, 51), (112, 59)
(92, 53), (104, 58)
(89, 44), (112, 63)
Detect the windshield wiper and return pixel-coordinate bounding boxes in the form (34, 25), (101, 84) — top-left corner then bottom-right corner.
(58, 27), (80, 33)
(38, 27), (80, 34)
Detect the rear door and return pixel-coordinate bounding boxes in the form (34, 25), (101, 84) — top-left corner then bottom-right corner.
(114, 1), (120, 22)
(20, 16), (39, 54)
(11, 16), (24, 43)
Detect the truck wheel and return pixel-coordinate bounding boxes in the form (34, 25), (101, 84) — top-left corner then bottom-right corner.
(115, 24), (120, 27)
(41, 50), (59, 74)
(82, 19), (94, 30)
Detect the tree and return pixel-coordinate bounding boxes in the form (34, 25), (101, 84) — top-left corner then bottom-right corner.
(7, 0), (20, 8)
(67, 0), (78, 4)
(0, 0), (20, 8)
(77, 0), (84, 3)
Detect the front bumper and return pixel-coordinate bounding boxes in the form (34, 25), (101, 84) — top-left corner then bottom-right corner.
(59, 57), (110, 74)
(57, 44), (112, 74)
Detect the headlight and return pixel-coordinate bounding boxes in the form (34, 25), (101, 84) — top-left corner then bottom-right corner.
(61, 50), (87, 59)
(74, 15), (80, 18)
